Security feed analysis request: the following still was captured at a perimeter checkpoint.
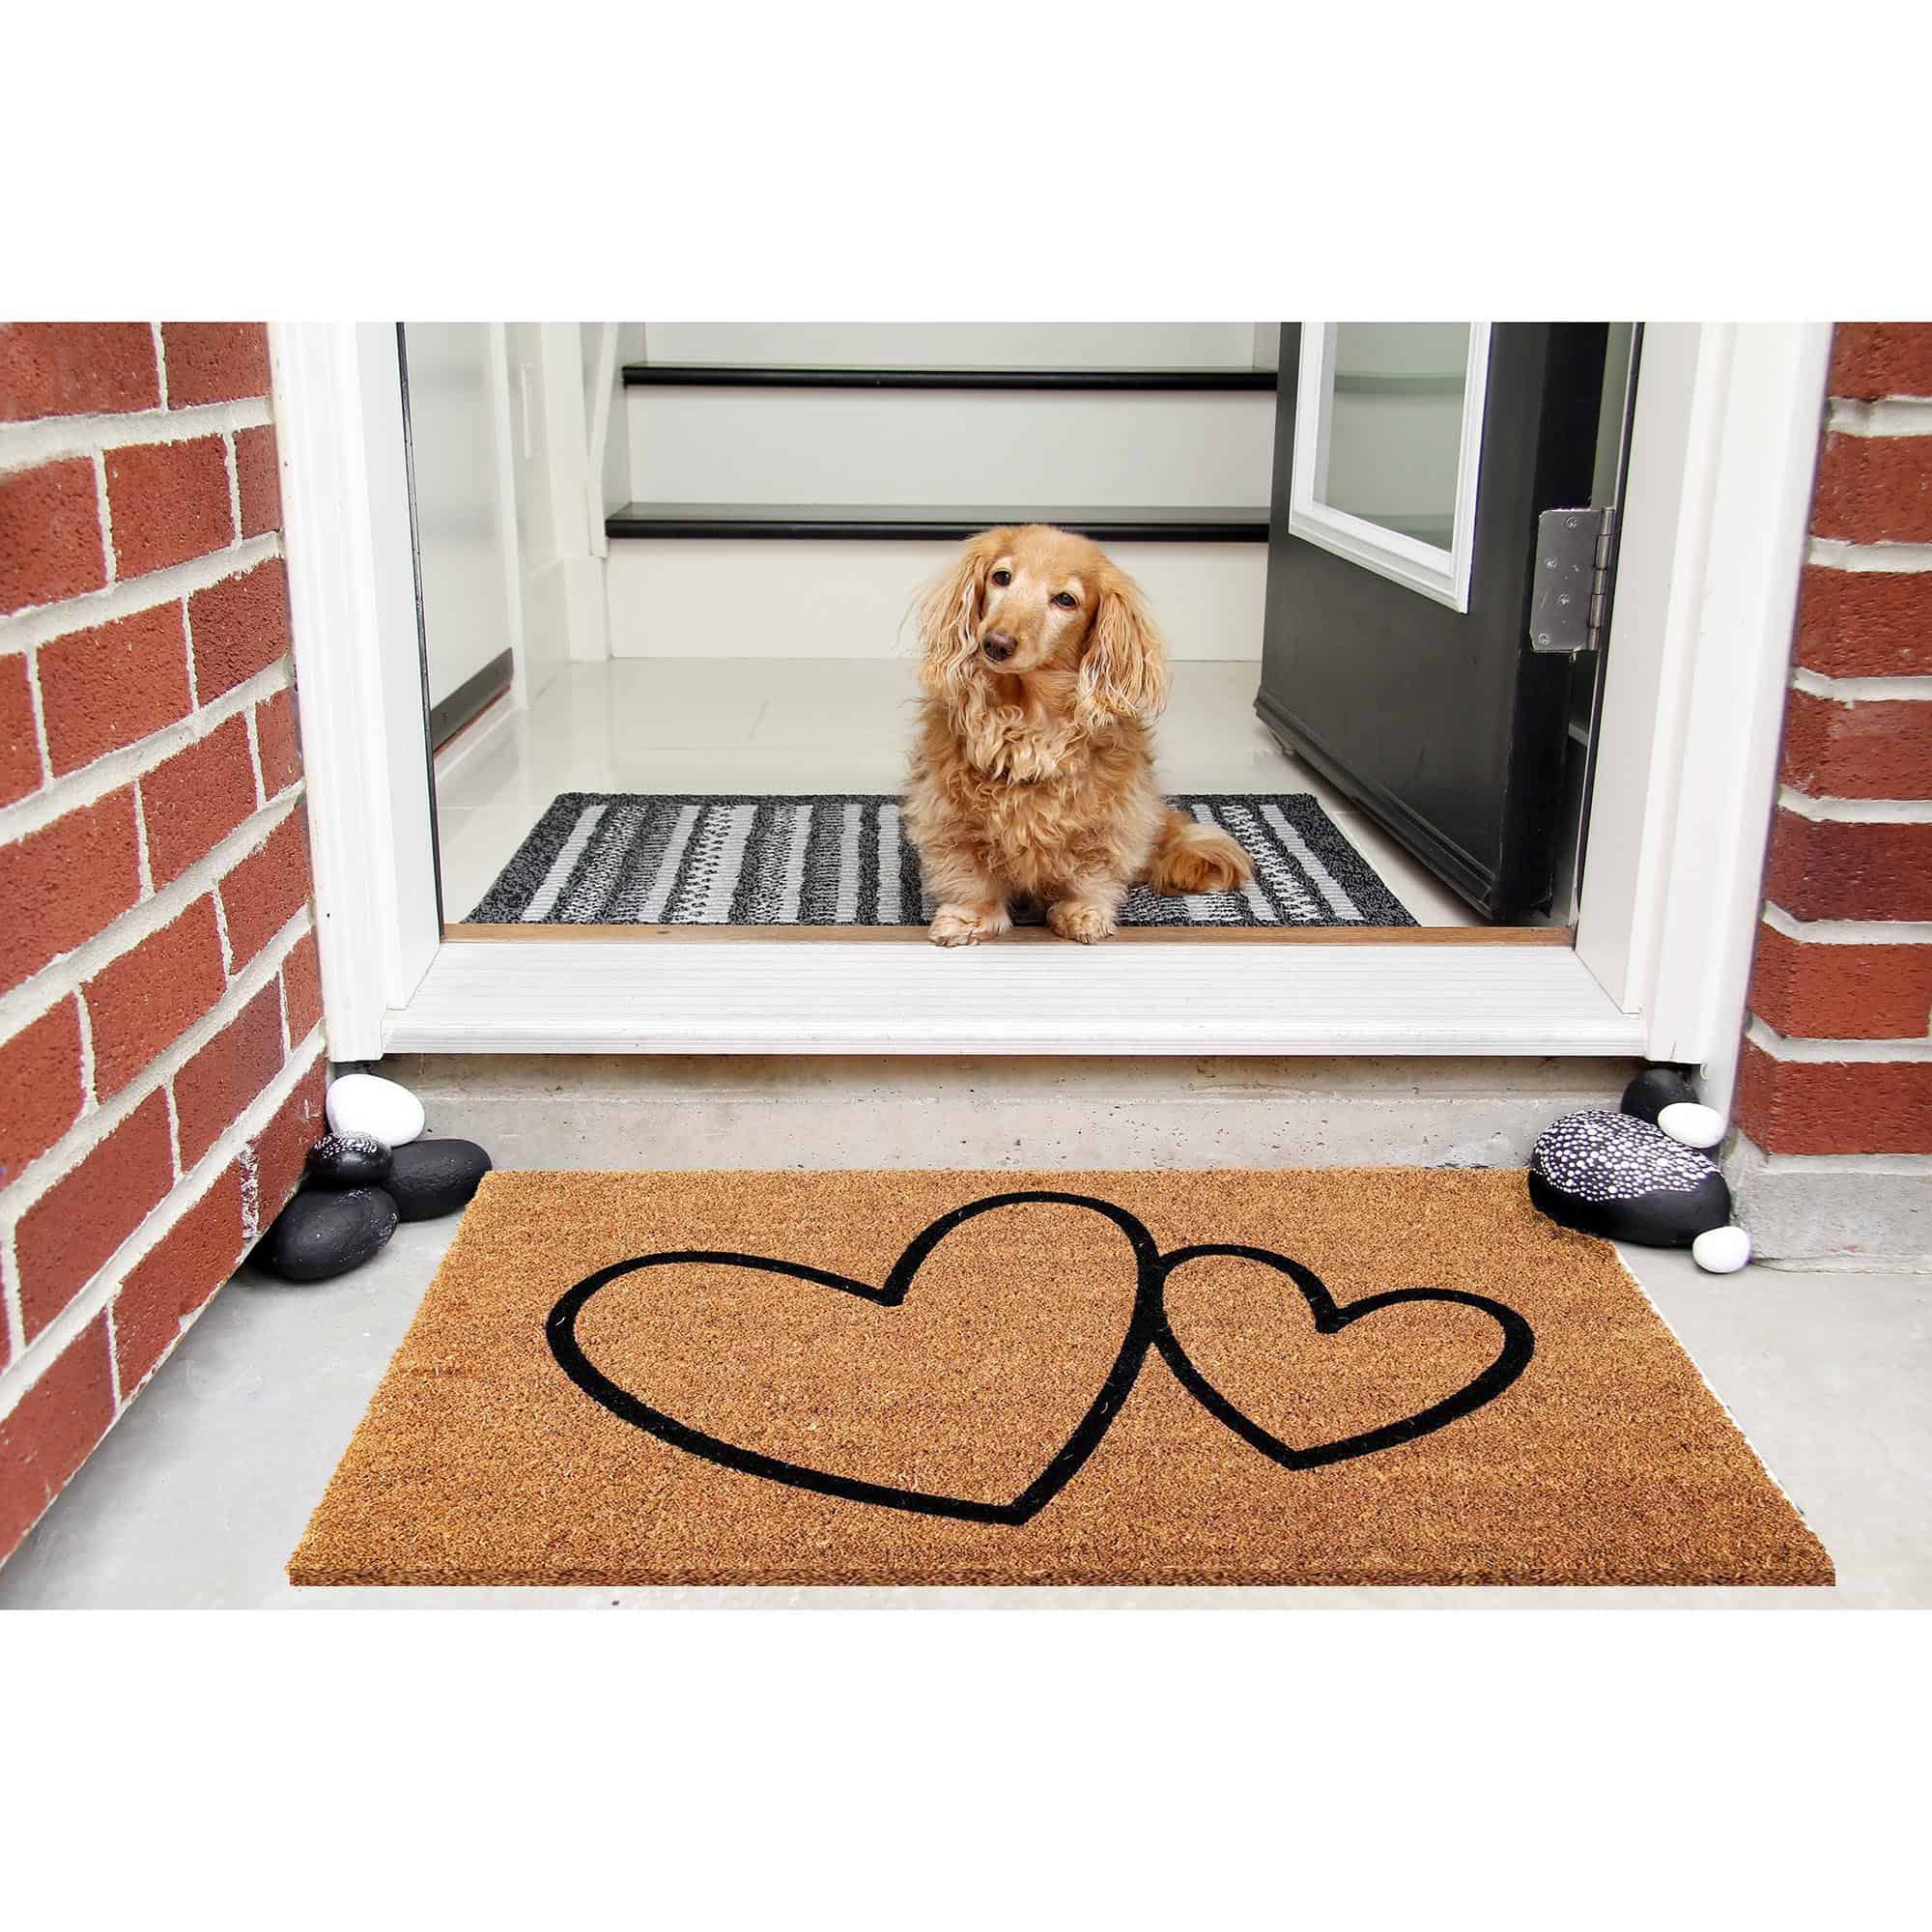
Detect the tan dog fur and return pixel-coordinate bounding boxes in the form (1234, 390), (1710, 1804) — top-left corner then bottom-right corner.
(903, 525), (1251, 945)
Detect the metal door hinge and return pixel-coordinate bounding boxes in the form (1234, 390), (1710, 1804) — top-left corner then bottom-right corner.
(1530, 506), (1613, 653)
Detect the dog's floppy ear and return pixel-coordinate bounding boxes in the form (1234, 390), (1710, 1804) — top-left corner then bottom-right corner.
(916, 528), (1004, 696)
(1079, 562), (1171, 726)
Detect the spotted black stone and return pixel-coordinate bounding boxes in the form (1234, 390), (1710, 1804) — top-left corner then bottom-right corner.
(305, 1132), (392, 1191)
(1528, 1108), (1731, 1248)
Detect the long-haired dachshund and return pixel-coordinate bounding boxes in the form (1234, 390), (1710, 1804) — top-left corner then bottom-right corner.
(903, 524), (1252, 945)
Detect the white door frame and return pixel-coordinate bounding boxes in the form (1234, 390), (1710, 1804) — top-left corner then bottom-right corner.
(273, 323), (1829, 1092)
(270, 323), (440, 1052)
(1573, 323), (1832, 1116)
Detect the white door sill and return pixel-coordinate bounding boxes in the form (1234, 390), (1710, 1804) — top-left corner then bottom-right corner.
(380, 938), (1643, 1056)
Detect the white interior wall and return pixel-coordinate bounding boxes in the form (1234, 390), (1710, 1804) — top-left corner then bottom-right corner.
(581, 321), (650, 543)
(597, 323), (648, 523)
(402, 324), (520, 710)
(502, 324), (606, 681)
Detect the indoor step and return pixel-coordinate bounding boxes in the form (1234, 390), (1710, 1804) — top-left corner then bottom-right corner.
(622, 382), (1274, 509)
(604, 502), (1270, 543)
(603, 532), (1269, 660)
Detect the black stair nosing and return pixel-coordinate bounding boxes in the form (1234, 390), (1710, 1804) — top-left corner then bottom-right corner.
(604, 503), (1271, 543)
(621, 362), (1276, 393)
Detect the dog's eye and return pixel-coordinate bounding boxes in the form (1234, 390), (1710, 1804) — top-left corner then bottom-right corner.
(1052, 591), (1078, 610)
(990, 569), (1012, 586)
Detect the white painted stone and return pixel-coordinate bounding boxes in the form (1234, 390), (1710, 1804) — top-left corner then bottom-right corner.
(326, 1071), (424, 1148)
(1692, 1225), (1753, 1274)
(1658, 1101), (1726, 1150)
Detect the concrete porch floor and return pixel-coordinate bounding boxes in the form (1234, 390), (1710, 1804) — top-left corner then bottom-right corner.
(4, 1203), (1927, 1609)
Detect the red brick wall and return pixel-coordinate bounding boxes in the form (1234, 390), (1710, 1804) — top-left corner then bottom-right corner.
(1734, 324), (1932, 1159)
(0, 324), (325, 1563)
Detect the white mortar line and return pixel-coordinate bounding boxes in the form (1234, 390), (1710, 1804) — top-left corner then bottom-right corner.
(0, 1028), (324, 1428)
(223, 431), (243, 549)
(0, 654), (291, 848)
(74, 991), (98, 1106)
(0, 783), (303, 1051)
(1776, 787), (1932, 825)
(163, 1084), (184, 1181)
(1762, 902), (1932, 945)
(1790, 665), (1932, 702)
(1829, 397), (1932, 438)
(0, 395), (272, 475)
(0, 908), (314, 1229)
(105, 1302), (122, 1409)
(21, 643), (52, 793)
(0, 532), (281, 653)
(181, 592), (199, 709)
(211, 878), (237, 978)
(151, 326), (169, 410)
(1746, 1016), (1932, 1063)
(1806, 537), (1932, 574)
(1, 1232), (21, 1362)
(92, 450), (116, 587)
(131, 776), (155, 897)
(243, 696), (266, 808)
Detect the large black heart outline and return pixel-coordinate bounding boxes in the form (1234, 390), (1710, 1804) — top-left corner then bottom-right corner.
(545, 1189), (1535, 1525)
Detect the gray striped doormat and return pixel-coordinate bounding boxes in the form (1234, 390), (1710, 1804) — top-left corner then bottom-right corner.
(463, 793), (1417, 927)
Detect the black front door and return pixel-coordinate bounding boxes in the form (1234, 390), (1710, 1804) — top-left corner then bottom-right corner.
(1255, 324), (1614, 922)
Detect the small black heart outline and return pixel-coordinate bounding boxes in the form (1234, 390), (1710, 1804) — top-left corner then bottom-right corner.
(545, 1189), (1535, 1524)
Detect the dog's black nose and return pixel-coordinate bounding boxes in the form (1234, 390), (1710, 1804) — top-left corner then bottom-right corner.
(981, 632), (1017, 663)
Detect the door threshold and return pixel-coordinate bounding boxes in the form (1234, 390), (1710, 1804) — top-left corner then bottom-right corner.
(383, 936), (1639, 1055)
(443, 922), (1570, 946)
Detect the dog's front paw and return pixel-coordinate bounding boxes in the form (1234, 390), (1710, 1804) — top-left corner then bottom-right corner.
(929, 904), (1009, 948)
(1048, 900), (1117, 945)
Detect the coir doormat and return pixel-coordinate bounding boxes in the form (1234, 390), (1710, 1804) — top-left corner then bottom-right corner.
(463, 793), (1416, 927)
(289, 1170), (1832, 1588)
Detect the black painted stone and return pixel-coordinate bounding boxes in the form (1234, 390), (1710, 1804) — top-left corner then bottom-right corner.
(258, 1186), (399, 1282)
(304, 1132), (392, 1191)
(384, 1138), (492, 1220)
(1528, 1108), (1731, 1248)
(1620, 1065), (1700, 1127)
